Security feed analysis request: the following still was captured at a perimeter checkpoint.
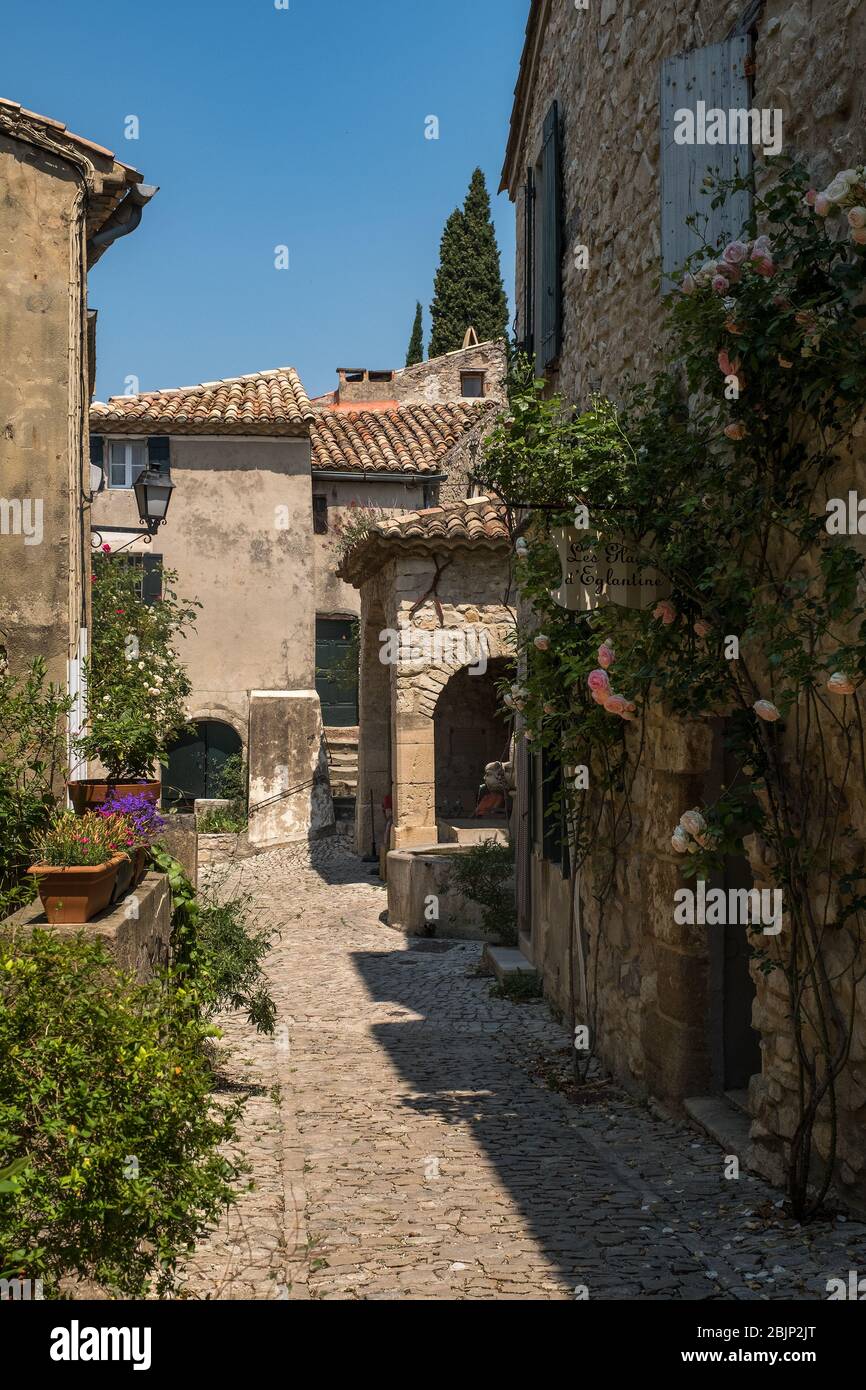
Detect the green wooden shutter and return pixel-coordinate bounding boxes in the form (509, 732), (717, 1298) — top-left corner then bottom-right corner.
(147, 435), (171, 476)
(89, 435), (104, 466)
(660, 37), (754, 287)
(141, 553), (162, 603)
(522, 167), (535, 359)
(538, 100), (562, 372)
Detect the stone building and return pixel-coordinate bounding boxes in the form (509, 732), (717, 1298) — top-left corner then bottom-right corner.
(88, 343), (505, 842)
(500, 0), (866, 1210)
(337, 498), (515, 859)
(0, 97), (155, 746)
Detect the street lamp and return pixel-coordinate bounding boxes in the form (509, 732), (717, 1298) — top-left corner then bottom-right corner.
(133, 468), (175, 533)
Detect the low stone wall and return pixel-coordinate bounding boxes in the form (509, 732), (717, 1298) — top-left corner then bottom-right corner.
(158, 813), (198, 883)
(4, 872), (171, 983)
(387, 845), (512, 941)
(197, 831), (251, 869)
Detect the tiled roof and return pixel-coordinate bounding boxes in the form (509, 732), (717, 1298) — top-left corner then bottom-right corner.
(311, 402), (496, 475)
(375, 498), (509, 542)
(0, 98), (149, 244)
(337, 498), (510, 586)
(90, 368), (315, 436)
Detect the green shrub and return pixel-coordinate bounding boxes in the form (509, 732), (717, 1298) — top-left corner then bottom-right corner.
(0, 930), (241, 1298)
(197, 755), (248, 834)
(148, 845), (276, 1034)
(449, 840), (517, 945)
(0, 659), (70, 918)
(197, 807), (247, 835)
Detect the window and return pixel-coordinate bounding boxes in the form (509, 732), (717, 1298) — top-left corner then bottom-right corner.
(313, 495), (329, 534)
(422, 483), (438, 509)
(108, 440), (147, 489)
(460, 371), (485, 399)
(112, 553), (162, 603)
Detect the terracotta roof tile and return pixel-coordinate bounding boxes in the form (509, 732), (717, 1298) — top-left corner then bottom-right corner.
(90, 367), (315, 436)
(337, 498), (510, 586)
(310, 402), (495, 475)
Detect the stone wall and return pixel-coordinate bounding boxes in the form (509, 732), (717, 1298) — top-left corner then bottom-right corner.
(6, 871), (171, 983)
(354, 547), (515, 854)
(394, 340), (507, 406)
(505, 0), (866, 1211)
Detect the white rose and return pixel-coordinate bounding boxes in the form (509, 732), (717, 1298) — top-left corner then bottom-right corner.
(671, 826), (690, 854)
(679, 808), (707, 837)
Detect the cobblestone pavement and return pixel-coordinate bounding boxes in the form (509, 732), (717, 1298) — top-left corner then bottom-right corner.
(182, 842), (866, 1301)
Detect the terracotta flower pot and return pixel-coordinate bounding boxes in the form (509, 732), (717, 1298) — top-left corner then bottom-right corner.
(27, 853), (126, 925)
(132, 845), (150, 887)
(111, 855), (135, 903)
(67, 780), (160, 815)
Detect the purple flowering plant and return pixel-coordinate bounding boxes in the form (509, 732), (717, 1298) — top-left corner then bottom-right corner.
(98, 792), (165, 845)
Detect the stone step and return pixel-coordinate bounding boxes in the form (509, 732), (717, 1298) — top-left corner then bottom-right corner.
(480, 943), (538, 983)
(437, 817), (509, 846)
(684, 1094), (754, 1164)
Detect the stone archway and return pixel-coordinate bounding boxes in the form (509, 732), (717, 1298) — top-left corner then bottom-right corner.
(433, 657), (511, 818)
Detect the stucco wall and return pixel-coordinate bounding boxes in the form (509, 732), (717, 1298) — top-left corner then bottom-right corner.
(0, 133), (87, 685)
(312, 477), (428, 617)
(91, 435), (314, 740)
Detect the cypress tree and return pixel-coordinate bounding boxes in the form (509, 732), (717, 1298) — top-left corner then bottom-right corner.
(461, 168), (509, 344)
(429, 169), (508, 358)
(405, 302), (424, 366)
(429, 208), (470, 359)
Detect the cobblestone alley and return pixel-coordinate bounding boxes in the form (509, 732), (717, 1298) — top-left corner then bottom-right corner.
(182, 843), (866, 1302)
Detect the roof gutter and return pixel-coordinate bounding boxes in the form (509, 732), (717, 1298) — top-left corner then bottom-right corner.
(312, 470), (447, 483)
(87, 182), (158, 262)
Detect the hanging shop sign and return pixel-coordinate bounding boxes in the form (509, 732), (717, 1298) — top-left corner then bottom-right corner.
(551, 528), (672, 612)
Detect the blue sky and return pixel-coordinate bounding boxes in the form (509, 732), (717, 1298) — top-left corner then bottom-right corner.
(2, 0), (526, 402)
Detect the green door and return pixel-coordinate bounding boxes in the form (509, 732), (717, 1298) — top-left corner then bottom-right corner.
(315, 618), (359, 727)
(163, 721), (242, 809)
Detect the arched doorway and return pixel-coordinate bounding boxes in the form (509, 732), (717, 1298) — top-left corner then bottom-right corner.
(163, 720), (243, 810)
(433, 658), (510, 819)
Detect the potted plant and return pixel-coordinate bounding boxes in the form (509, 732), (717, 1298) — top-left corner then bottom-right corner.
(27, 812), (127, 924)
(98, 792), (166, 885)
(70, 557), (199, 812)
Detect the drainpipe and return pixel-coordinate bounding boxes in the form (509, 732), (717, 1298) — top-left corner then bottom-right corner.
(87, 182), (158, 262)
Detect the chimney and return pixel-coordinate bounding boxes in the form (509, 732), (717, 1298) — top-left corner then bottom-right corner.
(335, 367), (397, 406)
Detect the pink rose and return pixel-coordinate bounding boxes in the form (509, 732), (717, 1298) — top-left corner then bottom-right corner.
(814, 193), (830, 217)
(804, 189), (817, 207)
(653, 600), (676, 625)
(712, 275), (729, 294)
(848, 207), (866, 229)
(754, 698), (781, 722)
(751, 253), (775, 277)
(722, 240), (749, 266)
(694, 618), (712, 638)
(598, 641), (615, 669)
(590, 688), (608, 706)
(603, 693), (628, 717)
(724, 422), (748, 441)
(828, 671), (855, 696)
(588, 669), (611, 695)
(682, 273), (697, 295)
